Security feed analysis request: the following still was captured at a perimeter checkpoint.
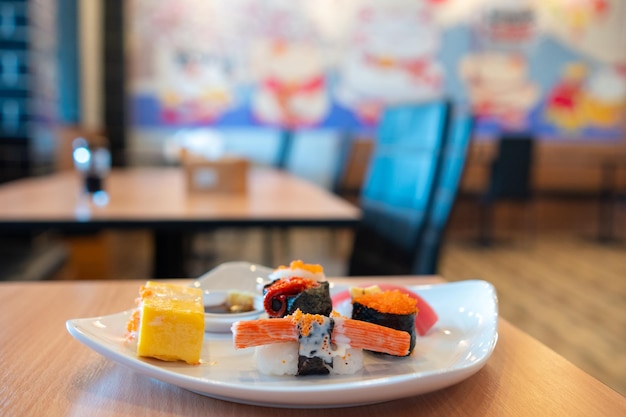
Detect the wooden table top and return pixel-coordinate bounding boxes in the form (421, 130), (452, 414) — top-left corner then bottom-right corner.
(1, 278), (623, 416)
(0, 166), (360, 227)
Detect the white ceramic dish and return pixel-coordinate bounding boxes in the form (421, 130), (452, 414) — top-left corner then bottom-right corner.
(201, 290), (264, 333)
(192, 263), (271, 332)
(66, 262), (499, 408)
(193, 261), (273, 293)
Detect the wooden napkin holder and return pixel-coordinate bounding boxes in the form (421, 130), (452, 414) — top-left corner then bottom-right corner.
(182, 152), (249, 194)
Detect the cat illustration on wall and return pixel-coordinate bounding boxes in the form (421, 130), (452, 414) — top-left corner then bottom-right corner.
(335, 0), (444, 125)
(460, 52), (539, 129)
(156, 46), (235, 125)
(545, 63), (626, 132)
(248, 39), (330, 128)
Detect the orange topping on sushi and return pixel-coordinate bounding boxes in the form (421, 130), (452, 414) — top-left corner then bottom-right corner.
(290, 309), (326, 336)
(353, 290), (418, 315)
(330, 310), (343, 318)
(126, 309), (140, 334)
(276, 260), (324, 274)
(139, 285), (154, 299)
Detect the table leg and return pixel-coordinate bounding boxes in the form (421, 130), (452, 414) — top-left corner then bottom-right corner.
(596, 162), (621, 244)
(262, 229), (275, 267)
(153, 231), (188, 278)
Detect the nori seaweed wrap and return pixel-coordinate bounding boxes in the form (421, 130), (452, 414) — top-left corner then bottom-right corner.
(351, 290), (417, 356)
(296, 316), (335, 375)
(263, 278), (332, 318)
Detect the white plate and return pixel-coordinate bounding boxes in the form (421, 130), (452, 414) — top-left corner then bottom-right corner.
(66, 262), (499, 408)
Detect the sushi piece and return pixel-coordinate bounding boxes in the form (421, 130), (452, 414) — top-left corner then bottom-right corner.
(332, 284), (439, 336)
(268, 260), (326, 281)
(232, 309), (410, 376)
(126, 281), (205, 364)
(263, 277), (332, 317)
(351, 289), (418, 356)
(263, 260), (331, 317)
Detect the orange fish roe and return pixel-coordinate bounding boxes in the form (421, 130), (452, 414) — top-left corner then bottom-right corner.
(289, 309), (326, 336)
(276, 260), (324, 274)
(126, 309), (140, 334)
(353, 290), (418, 315)
(139, 285), (153, 299)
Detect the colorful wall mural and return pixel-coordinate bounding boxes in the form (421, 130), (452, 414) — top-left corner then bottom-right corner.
(126, 0), (626, 139)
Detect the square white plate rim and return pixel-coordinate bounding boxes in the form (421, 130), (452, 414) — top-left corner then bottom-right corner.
(66, 262), (499, 408)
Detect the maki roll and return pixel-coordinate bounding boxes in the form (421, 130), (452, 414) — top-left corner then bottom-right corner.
(263, 261), (331, 318)
(333, 284), (438, 336)
(351, 289), (418, 356)
(263, 277), (332, 317)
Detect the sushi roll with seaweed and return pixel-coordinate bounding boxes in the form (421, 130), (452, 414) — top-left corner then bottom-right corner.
(232, 309), (410, 376)
(351, 288), (418, 356)
(333, 284), (438, 336)
(263, 261), (332, 317)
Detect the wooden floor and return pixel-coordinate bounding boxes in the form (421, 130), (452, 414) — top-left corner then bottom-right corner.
(50, 221), (626, 397)
(439, 233), (626, 397)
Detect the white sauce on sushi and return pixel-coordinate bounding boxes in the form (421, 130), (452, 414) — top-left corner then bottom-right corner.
(253, 315), (363, 376)
(297, 315), (335, 362)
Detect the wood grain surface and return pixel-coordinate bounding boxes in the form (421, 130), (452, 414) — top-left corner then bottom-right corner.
(0, 166), (360, 223)
(1, 278), (623, 417)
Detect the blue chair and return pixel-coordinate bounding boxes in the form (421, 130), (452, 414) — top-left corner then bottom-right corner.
(413, 108), (474, 274)
(348, 100), (452, 276)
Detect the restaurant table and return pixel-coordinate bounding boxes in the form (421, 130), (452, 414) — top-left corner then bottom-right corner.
(1, 277), (624, 417)
(0, 166), (360, 277)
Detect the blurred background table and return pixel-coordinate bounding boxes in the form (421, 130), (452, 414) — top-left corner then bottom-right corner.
(1, 277), (623, 417)
(0, 166), (360, 278)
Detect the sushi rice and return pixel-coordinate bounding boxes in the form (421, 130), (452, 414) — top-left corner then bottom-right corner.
(255, 342), (364, 376)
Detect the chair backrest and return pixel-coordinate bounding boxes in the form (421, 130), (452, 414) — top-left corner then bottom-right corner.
(348, 100), (452, 276)
(332, 133), (374, 202)
(412, 109), (474, 274)
(486, 133), (535, 201)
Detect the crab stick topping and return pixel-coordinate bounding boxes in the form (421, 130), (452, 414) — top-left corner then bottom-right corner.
(231, 318), (298, 349)
(232, 310), (411, 356)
